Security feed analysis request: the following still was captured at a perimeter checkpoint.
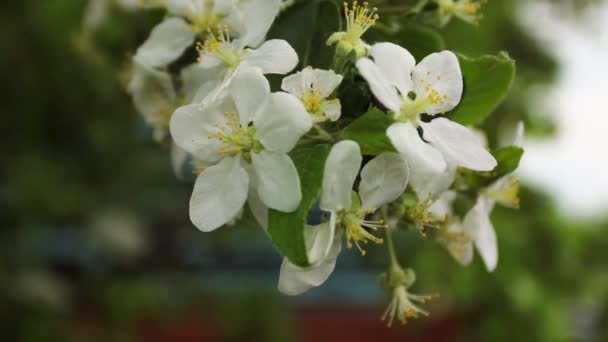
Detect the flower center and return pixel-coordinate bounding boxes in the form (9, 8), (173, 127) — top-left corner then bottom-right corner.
(339, 209), (385, 256)
(438, 0), (483, 24)
(302, 89), (323, 114)
(343, 1), (379, 43)
(183, 0), (222, 33)
(208, 111), (262, 157)
(382, 286), (435, 327)
(484, 176), (520, 209)
(197, 26), (243, 68)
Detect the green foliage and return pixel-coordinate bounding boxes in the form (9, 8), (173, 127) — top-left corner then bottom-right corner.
(342, 108), (395, 155)
(267, 0), (340, 69)
(449, 52), (516, 125)
(492, 146), (524, 177)
(268, 145), (331, 266)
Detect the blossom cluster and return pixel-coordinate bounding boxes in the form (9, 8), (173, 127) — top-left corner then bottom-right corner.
(104, 0), (522, 327)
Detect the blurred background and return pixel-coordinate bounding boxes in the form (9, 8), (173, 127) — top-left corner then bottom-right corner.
(1, 0), (607, 341)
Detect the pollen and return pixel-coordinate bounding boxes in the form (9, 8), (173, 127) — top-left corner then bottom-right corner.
(208, 111), (259, 157)
(342, 211), (386, 256)
(302, 89), (323, 114)
(343, 1), (379, 41)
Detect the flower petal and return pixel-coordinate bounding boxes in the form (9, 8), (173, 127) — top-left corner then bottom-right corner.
(320, 140), (362, 212)
(305, 217), (336, 265)
(280, 67), (308, 97)
(230, 68), (270, 127)
(229, 0), (282, 47)
(190, 157), (249, 232)
(310, 68), (344, 98)
(251, 151), (301, 213)
(369, 43), (415, 96)
(254, 92), (312, 153)
(422, 118), (497, 171)
(242, 162), (268, 229)
(387, 122), (449, 199)
(359, 152), (409, 211)
(243, 39), (299, 74)
(180, 63), (223, 103)
(356, 58), (401, 113)
(133, 18), (195, 68)
(127, 63), (175, 131)
(464, 198), (497, 272)
(412, 51), (462, 115)
(278, 226), (342, 296)
(322, 99), (341, 122)
(171, 143), (189, 179)
(170, 101), (231, 163)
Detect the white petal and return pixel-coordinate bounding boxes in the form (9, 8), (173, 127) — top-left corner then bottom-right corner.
(180, 63), (223, 103)
(444, 221), (474, 266)
(305, 218), (335, 265)
(127, 63), (175, 127)
(387, 123), (449, 199)
(254, 92), (312, 153)
(278, 227), (342, 296)
(320, 141), (362, 212)
(230, 68), (270, 127)
(422, 118), (497, 171)
(242, 163), (268, 229)
(427, 191), (456, 218)
(369, 43), (416, 96)
(499, 121), (525, 148)
(169, 101), (230, 163)
(322, 99), (341, 122)
(133, 18), (195, 68)
(280, 67), (308, 97)
(412, 51), (462, 115)
(356, 58), (401, 113)
(310, 68), (344, 98)
(243, 39), (299, 74)
(189, 157), (249, 232)
(464, 198), (497, 272)
(229, 0), (281, 47)
(171, 143), (189, 178)
(359, 152), (409, 211)
(251, 151), (301, 212)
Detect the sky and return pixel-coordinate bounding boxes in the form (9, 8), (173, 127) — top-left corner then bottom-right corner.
(517, 1), (608, 219)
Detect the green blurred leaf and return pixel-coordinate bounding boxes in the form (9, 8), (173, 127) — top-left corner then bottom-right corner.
(267, 0), (340, 69)
(492, 146), (524, 177)
(368, 23), (445, 61)
(342, 108), (395, 155)
(450, 52), (516, 125)
(463, 145), (524, 188)
(268, 145), (330, 266)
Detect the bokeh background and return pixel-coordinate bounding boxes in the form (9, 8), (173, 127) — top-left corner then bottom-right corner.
(2, 0), (607, 341)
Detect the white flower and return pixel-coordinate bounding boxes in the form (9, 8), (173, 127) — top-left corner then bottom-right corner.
(127, 62), (178, 141)
(356, 43), (496, 198)
(382, 284), (435, 327)
(133, 0), (282, 69)
(327, 1), (379, 59)
(185, 25), (299, 106)
(170, 68), (312, 232)
(463, 122), (524, 272)
(281, 67), (343, 123)
(428, 192), (474, 266)
(278, 140), (409, 295)
(437, 0), (484, 27)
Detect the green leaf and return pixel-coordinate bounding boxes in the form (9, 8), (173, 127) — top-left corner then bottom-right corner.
(368, 23), (445, 61)
(449, 52), (516, 125)
(267, 0), (340, 69)
(342, 108), (395, 155)
(492, 146), (524, 178)
(462, 146), (524, 188)
(268, 145), (331, 267)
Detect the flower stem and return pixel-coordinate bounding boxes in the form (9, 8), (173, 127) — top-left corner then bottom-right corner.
(382, 206), (400, 270)
(313, 124), (334, 142)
